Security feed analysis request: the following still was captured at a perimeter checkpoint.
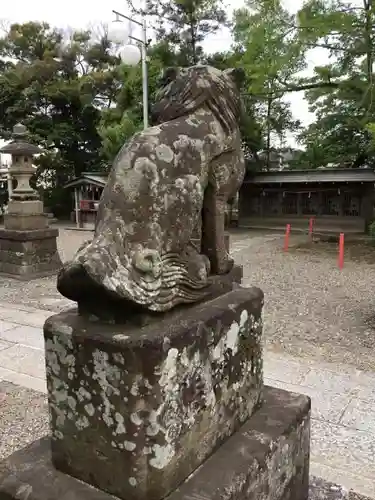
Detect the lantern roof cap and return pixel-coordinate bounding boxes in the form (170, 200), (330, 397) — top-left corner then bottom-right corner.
(0, 123), (41, 155)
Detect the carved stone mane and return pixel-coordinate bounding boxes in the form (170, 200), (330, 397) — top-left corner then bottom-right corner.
(57, 65), (246, 316)
(152, 66), (244, 136)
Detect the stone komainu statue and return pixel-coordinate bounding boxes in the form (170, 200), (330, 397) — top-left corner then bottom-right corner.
(57, 65), (246, 313)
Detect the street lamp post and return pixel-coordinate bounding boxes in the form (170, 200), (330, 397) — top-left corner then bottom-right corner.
(108, 10), (149, 129)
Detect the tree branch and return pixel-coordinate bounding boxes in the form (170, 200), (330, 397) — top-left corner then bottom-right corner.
(284, 81), (340, 92)
(243, 81), (341, 100)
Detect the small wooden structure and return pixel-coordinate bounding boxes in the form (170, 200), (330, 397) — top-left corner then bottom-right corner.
(65, 168), (375, 234)
(64, 172), (107, 228)
(239, 168), (375, 233)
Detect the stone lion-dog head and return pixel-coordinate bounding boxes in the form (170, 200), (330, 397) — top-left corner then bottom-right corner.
(152, 65), (245, 134)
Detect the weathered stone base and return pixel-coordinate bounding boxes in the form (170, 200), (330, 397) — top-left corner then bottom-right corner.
(0, 228), (62, 279)
(0, 387), (310, 500)
(167, 386), (310, 500)
(44, 286), (263, 500)
(4, 200), (48, 231)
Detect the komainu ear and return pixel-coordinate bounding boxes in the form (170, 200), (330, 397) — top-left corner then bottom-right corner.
(224, 67), (246, 89)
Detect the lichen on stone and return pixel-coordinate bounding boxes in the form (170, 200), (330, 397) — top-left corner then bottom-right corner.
(56, 65), (247, 314)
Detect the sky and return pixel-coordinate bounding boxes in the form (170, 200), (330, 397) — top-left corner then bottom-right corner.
(0, 0), (355, 153)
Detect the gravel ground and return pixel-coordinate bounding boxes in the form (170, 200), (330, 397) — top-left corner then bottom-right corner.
(233, 229), (375, 372)
(0, 228), (91, 312)
(1, 227), (375, 371)
(1, 228), (374, 499)
(0, 381), (49, 460)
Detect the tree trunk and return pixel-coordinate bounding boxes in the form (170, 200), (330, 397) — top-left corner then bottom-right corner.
(364, 0), (373, 86)
(190, 21), (197, 64)
(266, 96), (272, 170)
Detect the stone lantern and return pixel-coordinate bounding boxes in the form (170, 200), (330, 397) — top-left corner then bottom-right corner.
(1, 123), (43, 228)
(0, 123), (62, 279)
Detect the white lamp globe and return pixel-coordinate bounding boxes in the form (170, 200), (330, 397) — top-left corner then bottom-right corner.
(108, 20), (129, 44)
(119, 44), (141, 65)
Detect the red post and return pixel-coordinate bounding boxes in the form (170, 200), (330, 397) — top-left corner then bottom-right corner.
(308, 217), (315, 238)
(284, 224), (291, 252)
(338, 233), (344, 270)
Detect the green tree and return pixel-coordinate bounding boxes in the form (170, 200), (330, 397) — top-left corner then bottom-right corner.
(0, 21), (124, 215)
(0, 21), (120, 182)
(295, 0), (375, 167)
(233, 0), (305, 169)
(126, 0), (227, 65)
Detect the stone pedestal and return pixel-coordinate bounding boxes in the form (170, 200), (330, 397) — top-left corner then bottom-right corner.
(0, 387), (310, 500)
(5, 200), (48, 230)
(0, 200), (62, 279)
(166, 386), (310, 500)
(44, 287), (264, 500)
(0, 286), (311, 500)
